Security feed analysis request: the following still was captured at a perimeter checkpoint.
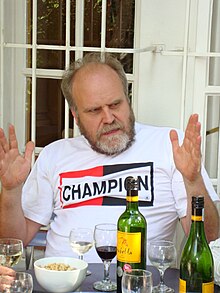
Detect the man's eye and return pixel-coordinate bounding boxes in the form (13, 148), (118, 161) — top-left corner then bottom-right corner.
(110, 102), (120, 109)
(89, 108), (100, 113)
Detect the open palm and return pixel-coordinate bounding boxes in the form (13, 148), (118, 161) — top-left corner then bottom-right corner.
(0, 125), (34, 190)
(170, 114), (202, 182)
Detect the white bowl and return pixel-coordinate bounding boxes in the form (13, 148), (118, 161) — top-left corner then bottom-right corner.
(34, 257), (88, 293)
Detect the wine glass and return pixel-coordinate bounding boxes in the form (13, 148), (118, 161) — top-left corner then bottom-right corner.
(148, 240), (176, 293)
(0, 238), (23, 268)
(93, 223), (117, 292)
(2, 272), (33, 293)
(69, 228), (94, 275)
(122, 269), (153, 293)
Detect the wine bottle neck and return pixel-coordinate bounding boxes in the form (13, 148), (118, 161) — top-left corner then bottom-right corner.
(191, 206), (203, 220)
(126, 191), (139, 210)
(190, 207), (206, 237)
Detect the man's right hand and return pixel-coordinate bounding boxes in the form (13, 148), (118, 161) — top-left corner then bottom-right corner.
(0, 124), (34, 190)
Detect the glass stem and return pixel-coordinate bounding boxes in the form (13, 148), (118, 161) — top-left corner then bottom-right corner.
(103, 260), (111, 283)
(158, 269), (165, 287)
(78, 254), (83, 260)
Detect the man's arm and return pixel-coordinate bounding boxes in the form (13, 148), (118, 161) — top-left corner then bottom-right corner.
(170, 114), (219, 242)
(0, 125), (40, 245)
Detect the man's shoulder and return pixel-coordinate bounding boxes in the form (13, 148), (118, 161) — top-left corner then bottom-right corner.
(44, 135), (86, 149)
(38, 135), (90, 160)
(135, 121), (178, 135)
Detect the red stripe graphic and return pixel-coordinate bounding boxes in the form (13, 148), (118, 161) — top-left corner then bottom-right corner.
(59, 166), (103, 179)
(59, 166), (104, 208)
(63, 197), (103, 209)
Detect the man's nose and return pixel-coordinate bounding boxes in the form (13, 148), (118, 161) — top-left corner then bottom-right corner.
(102, 107), (114, 124)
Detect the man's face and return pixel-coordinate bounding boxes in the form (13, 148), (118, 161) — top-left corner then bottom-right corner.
(71, 63), (135, 156)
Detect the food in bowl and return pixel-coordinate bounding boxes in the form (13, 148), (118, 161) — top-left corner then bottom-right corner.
(40, 262), (76, 271)
(34, 257), (88, 293)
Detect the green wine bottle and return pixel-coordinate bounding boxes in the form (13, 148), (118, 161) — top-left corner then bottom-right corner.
(117, 176), (147, 293)
(179, 196), (214, 293)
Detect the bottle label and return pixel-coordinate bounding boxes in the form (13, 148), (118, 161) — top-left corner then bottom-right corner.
(179, 278), (214, 293)
(179, 278), (186, 292)
(117, 231), (141, 262)
(202, 282), (214, 293)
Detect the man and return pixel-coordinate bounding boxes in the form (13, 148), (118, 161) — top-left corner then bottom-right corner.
(0, 53), (219, 263)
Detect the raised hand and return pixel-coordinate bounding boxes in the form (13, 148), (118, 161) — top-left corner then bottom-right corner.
(0, 124), (34, 190)
(169, 114), (202, 183)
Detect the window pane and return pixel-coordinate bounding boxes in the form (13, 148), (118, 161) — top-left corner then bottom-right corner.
(209, 57), (220, 86)
(209, 0), (220, 85)
(36, 49), (65, 69)
(205, 95), (220, 178)
(210, 0), (220, 53)
(35, 78), (64, 146)
(106, 0), (135, 49)
(83, 0), (102, 47)
(37, 0), (66, 46)
(26, 77), (32, 143)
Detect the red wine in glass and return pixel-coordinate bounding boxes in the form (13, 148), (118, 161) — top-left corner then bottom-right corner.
(96, 246), (117, 261)
(93, 223), (117, 292)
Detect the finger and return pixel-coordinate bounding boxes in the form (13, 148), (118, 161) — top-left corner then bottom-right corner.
(0, 144), (6, 161)
(184, 115), (201, 149)
(185, 114), (199, 135)
(169, 129), (179, 152)
(0, 266), (16, 276)
(24, 141), (35, 163)
(0, 128), (10, 153)
(8, 124), (18, 150)
(0, 275), (15, 284)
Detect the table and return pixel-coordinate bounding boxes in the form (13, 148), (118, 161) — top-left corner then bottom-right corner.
(31, 263), (220, 293)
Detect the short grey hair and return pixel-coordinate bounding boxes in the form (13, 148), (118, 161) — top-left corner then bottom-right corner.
(61, 53), (129, 111)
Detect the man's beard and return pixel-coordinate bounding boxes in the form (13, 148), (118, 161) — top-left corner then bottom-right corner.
(77, 110), (135, 156)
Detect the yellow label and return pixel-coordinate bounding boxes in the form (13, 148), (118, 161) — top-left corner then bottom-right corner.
(179, 279), (214, 293)
(202, 281), (214, 293)
(179, 278), (186, 293)
(117, 231), (141, 262)
(191, 215), (202, 221)
(126, 196), (138, 202)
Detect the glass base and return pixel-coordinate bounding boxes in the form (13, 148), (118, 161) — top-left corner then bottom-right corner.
(93, 280), (117, 292)
(152, 284), (174, 293)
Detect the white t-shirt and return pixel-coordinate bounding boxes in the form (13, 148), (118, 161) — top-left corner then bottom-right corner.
(22, 122), (219, 263)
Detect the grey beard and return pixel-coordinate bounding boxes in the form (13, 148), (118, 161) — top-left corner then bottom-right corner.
(93, 132), (135, 156)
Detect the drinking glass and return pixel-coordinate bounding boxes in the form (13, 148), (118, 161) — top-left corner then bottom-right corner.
(2, 272), (33, 293)
(93, 223), (117, 292)
(69, 227), (94, 275)
(122, 269), (153, 293)
(0, 239), (23, 268)
(148, 240), (176, 293)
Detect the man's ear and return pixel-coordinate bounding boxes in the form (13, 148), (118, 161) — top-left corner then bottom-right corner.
(70, 108), (79, 125)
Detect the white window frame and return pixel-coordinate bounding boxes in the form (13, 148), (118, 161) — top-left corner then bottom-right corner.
(1, 0), (220, 194)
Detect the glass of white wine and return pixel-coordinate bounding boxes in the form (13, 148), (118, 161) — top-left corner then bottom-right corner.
(0, 238), (23, 268)
(69, 228), (94, 275)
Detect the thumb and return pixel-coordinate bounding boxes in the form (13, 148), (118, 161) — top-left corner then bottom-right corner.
(24, 141), (35, 163)
(169, 129), (179, 152)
